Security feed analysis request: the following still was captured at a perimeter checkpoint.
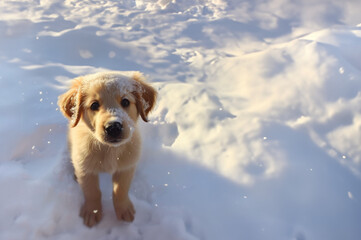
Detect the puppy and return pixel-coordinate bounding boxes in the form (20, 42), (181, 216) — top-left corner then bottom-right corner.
(58, 71), (157, 227)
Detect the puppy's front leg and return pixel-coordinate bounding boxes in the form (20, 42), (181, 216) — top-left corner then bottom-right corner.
(112, 167), (136, 222)
(78, 173), (103, 227)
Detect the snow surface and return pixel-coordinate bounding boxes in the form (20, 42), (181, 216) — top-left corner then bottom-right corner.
(1, 0), (361, 239)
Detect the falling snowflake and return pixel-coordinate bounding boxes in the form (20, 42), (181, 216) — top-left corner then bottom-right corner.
(348, 192), (353, 199)
(339, 67), (345, 74)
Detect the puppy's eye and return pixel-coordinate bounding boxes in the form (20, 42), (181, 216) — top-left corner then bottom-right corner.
(90, 101), (100, 111)
(121, 98), (130, 108)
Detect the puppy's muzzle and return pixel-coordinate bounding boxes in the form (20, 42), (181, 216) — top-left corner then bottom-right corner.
(105, 121), (123, 142)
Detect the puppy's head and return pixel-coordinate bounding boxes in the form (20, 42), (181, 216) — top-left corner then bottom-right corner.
(58, 72), (157, 147)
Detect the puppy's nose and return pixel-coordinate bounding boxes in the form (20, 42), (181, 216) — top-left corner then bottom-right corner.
(105, 121), (123, 139)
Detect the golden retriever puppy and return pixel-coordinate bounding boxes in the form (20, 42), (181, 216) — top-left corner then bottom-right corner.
(58, 71), (157, 227)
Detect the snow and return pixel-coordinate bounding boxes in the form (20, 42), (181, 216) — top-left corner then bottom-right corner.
(1, 0), (361, 239)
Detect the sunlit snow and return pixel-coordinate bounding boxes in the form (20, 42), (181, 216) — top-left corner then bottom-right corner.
(1, 0), (361, 240)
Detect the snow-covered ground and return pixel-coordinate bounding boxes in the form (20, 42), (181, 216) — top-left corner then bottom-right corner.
(1, 0), (361, 239)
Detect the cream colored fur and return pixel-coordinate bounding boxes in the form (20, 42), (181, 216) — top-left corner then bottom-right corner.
(58, 71), (157, 227)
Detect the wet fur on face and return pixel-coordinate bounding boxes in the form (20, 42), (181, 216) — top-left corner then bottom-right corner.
(58, 71), (157, 227)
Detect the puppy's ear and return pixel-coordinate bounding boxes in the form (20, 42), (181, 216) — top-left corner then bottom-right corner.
(132, 73), (157, 122)
(57, 77), (83, 127)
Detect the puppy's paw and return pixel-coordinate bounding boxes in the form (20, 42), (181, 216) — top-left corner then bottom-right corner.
(80, 201), (102, 227)
(114, 198), (136, 222)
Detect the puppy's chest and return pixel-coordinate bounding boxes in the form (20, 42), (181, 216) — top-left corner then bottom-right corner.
(95, 152), (120, 173)
(86, 147), (137, 174)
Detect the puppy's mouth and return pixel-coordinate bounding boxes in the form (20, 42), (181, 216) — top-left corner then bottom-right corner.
(104, 135), (125, 147)
(105, 136), (131, 146)
(107, 138), (122, 143)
